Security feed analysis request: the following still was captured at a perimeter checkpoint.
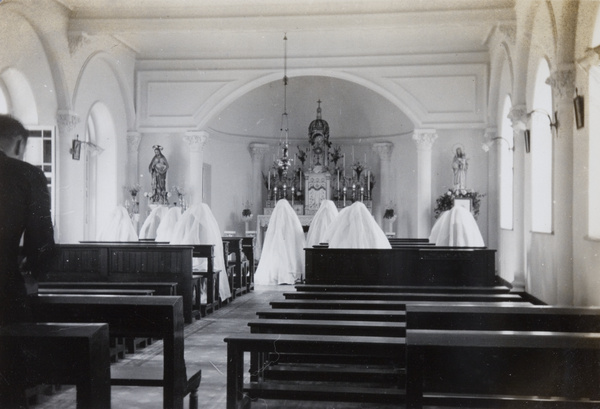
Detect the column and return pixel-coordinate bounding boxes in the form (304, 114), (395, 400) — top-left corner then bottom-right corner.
(508, 104), (528, 291)
(249, 143), (270, 219)
(546, 65), (575, 304)
(183, 131), (209, 206)
(484, 127), (500, 253)
(412, 129), (438, 238)
(126, 131), (141, 188)
(372, 142), (394, 223)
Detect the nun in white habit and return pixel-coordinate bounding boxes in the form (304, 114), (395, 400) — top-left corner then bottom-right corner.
(306, 199), (338, 248)
(428, 205), (484, 247)
(325, 201), (391, 249)
(155, 206), (182, 242)
(255, 199), (305, 285)
(96, 206), (139, 242)
(171, 203), (232, 301)
(139, 205), (169, 240)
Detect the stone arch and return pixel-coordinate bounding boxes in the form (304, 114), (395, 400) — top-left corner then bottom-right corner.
(0, 67), (38, 125)
(74, 51), (135, 130)
(193, 69), (421, 130)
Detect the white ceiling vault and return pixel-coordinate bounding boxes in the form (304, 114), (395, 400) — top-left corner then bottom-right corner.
(59, 0), (515, 141)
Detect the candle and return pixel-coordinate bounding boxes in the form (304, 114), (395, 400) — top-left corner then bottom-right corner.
(352, 146), (355, 163)
(367, 171), (370, 199)
(337, 170), (340, 190)
(291, 187), (295, 205)
(343, 155), (346, 176)
(268, 170), (270, 190)
(364, 153), (366, 164)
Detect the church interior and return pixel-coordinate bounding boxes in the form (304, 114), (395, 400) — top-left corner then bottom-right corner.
(2, 0), (600, 408)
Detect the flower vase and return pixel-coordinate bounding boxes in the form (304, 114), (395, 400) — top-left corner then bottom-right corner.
(242, 215), (253, 235)
(385, 215), (397, 234)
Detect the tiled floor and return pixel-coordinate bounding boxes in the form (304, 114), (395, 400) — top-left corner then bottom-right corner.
(31, 285), (403, 409)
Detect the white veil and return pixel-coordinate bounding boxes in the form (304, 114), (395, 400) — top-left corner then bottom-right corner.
(171, 204), (232, 300)
(155, 206), (182, 242)
(255, 199), (305, 285)
(325, 201), (391, 249)
(96, 206), (139, 242)
(139, 205), (169, 240)
(429, 206), (484, 247)
(306, 200), (338, 247)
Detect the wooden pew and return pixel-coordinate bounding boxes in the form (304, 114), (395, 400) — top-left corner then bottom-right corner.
(271, 299), (530, 310)
(305, 247), (497, 286)
(40, 243), (198, 323)
(32, 295), (201, 409)
(0, 323), (110, 409)
(248, 318), (406, 337)
(224, 333), (405, 409)
(295, 284), (512, 294)
(241, 236), (256, 292)
(276, 292), (531, 308)
(190, 244), (221, 315)
(222, 236), (246, 297)
(39, 281), (178, 295)
(257, 308), (407, 322)
(38, 288), (155, 296)
(405, 304), (600, 332)
(406, 329), (600, 408)
(404, 304), (600, 408)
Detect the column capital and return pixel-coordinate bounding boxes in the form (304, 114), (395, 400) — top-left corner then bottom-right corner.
(412, 129), (438, 150)
(183, 130), (209, 152)
(127, 131), (141, 151)
(577, 46), (600, 72)
(56, 110), (80, 136)
(546, 65), (575, 100)
(372, 142), (394, 161)
(507, 105), (528, 131)
(249, 143), (271, 162)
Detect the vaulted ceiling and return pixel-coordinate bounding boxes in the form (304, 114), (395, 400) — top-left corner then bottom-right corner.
(57, 0), (516, 140)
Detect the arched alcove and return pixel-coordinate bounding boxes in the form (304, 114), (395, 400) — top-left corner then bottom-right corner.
(0, 68), (38, 124)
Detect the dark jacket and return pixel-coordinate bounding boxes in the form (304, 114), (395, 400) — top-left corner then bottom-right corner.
(0, 151), (55, 323)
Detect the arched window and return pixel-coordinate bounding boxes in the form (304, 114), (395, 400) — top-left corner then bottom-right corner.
(530, 59), (553, 233)
(589, 64), (600, 238)
(500, 95), (514, 230)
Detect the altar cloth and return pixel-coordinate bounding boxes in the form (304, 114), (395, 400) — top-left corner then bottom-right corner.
(255, 199), (305, 285)
(429, 206), (485, 247)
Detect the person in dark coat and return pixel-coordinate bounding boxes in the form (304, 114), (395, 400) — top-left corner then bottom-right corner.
(0, 114), (55, 325)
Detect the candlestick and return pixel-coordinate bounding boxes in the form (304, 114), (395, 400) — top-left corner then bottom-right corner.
(291, 186), (295, 205)
(367, 171), (370, 200)
(352, 146), (355, 163)
(361, 187), (364, 202)
(343, 187), (346, 207)
(343, 155), (346, 176)
(268, 170), (270, 190)
(337, 170), (340, 190)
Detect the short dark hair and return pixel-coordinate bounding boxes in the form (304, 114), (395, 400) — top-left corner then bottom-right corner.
(0, 114), (28, 141)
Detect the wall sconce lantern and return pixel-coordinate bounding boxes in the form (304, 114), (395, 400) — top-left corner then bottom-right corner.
(574, 88), (584, 129)
(524, 130), (531, 154)
(481, 136), (514, 153)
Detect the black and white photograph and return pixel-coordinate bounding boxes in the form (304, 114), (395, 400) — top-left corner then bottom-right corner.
(0, 0), (599, 408)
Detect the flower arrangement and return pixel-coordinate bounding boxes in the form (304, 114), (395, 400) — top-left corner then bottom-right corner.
(296, 146), (307, 165)
(242, 201), (253, 221)
(124, 183), (141, 198)
(434, 188), (485, 219)
(329, 146), (343, 169)
(383, 208), (395, 220)
(172, 186), (185, 198)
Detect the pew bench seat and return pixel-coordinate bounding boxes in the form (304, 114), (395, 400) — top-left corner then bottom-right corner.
(39, 281), (179, 295)
(283, 291), (527, 302)
(38, 288), (155, 296)
(256, 308), (407, 322)
(111, 364), (202, 409)
(224, 333), (405, 409)
(270, 299), (531, 310)
(295, 284), (512, 294)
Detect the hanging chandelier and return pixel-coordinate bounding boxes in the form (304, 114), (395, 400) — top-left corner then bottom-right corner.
(275, 33), (293, 175)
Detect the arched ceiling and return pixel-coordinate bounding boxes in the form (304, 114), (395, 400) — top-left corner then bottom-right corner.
(207, 76), (413, 141)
